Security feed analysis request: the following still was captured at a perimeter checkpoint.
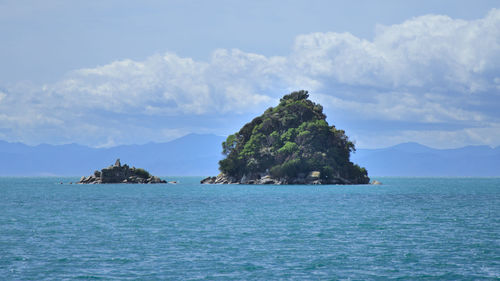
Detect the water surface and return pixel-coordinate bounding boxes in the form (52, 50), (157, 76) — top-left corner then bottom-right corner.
(1, 177), (499, 280)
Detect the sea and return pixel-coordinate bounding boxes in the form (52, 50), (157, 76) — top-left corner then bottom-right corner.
(0, 177), (498, 280)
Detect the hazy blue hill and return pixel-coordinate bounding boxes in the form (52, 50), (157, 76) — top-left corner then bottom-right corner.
(389, 142), (436, 153)
(0, 140), (33, 153)
(0, 141), (102, 176)
(103, 134), (225, 176)
(352, 143), (500, 177)
(0, 134), (498, 176)
(0, 134), (225, 176)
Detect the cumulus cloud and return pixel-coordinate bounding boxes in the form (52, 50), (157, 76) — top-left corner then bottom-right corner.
(0, 9), (499, 147)
(52, 51), (279, 116)
(290, 9), (500, 93)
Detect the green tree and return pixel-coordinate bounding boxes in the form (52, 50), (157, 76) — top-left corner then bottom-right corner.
(218, 90), (369, 184)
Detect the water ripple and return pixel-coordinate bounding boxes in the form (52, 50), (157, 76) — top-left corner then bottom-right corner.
(0, 177), (498, 280)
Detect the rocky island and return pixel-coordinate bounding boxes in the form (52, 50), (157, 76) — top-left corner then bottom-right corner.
(78, 159), (167, 184)
(202, 90), (370, 185)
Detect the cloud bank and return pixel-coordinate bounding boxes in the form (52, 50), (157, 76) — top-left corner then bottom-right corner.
(1, 9), (499, 148)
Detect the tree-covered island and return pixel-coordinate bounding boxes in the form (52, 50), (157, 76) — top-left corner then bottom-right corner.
(202, 90), (370, 185)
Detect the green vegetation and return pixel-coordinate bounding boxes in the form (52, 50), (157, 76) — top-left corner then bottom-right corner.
(218, 90), (369, 184)
(133, 168), (151, 179)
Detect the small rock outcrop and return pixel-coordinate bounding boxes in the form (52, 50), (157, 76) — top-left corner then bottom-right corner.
(78, 159), (167, 184)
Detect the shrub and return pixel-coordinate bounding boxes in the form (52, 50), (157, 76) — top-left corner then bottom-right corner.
(134, 168), (150, 179)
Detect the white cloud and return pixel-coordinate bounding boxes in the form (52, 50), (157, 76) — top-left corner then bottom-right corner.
(51, 51), (279, 116)
(1, 9), (499, 147)
(315, 91), (486, 124)
(291, 8), (500, 94)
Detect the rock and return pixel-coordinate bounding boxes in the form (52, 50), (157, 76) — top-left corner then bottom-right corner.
(78, 159), (167, 184)
(200, 176), (215, 184)
(307, 171), (321, 180)
(259, 175), (276, 184)
(200, 171), (310, 185)
(371, 180), (382, 185)
(200, 169), (368, 185)
(200, 170), (363, 185)
(215, 173), (228, 184)
(240, 174), (249, 184)
(200, 173), (241, 184)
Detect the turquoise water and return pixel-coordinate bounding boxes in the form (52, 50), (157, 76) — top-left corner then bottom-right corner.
(0, 177), (499, 280)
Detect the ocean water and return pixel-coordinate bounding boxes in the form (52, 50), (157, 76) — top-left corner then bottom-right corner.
(0, 177), (498, 280)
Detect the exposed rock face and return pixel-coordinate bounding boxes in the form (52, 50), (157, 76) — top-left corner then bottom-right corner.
(201, 171), (357, 185)
(78, 159), (167, 184)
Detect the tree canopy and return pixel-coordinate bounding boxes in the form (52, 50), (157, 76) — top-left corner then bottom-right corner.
(218, 90), (369, 184)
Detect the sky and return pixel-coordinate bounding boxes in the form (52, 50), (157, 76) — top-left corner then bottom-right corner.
(0, 0), (499, 148)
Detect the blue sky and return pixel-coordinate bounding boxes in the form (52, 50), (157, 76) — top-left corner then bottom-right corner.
(0, 0), (499, 148)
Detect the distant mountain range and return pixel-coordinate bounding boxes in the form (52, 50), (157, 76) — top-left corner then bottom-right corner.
(0, 134), (225, 176)
(352, 142), (500, 177)
(0, 134), (498, 176)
